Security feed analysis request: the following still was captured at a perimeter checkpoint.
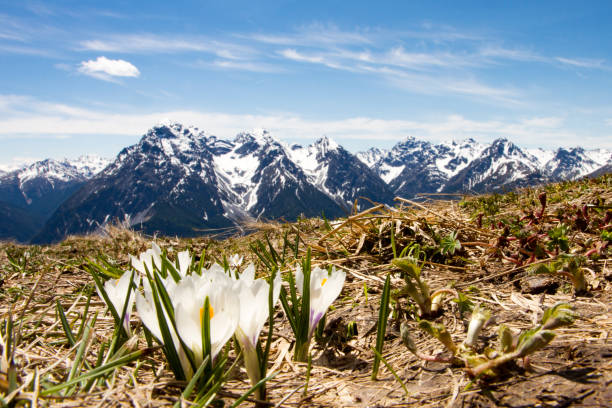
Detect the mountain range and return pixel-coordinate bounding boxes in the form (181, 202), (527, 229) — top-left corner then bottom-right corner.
(1, 122), (610, 244)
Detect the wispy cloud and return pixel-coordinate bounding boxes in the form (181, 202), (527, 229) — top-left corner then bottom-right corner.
(246, 22), (373, 46)
(0, 156), (43, 172)
(0, 94), (598, 150)
(479, 46), (545, 63)
(79, 34), (255, 59)
(279, 49), (325, 64)
(78, 56), (140, 82)
(209, 59), (283, 73)
(555, 57), (606, 69)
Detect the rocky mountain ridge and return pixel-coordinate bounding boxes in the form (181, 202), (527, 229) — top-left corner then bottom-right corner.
(1, 122), (610, 243)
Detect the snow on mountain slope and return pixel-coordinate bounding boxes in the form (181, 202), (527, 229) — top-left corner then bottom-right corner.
(356, 147), (387, 168)
(33, 123), (236, 244)
(288, 136), (395, 208)
(584, 148), (612, 167)
(435, 139), (486, 178)
(288, 136), (338, 196)
(527, 148), (555, 167)
(442, 138), (546, 193)
(213, 130), (276, 214)
(543, 147), (611, 180)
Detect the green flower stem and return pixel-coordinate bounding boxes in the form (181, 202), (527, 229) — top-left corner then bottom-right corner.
(468, 351), (519, 378)
(293, 338), (311, 363)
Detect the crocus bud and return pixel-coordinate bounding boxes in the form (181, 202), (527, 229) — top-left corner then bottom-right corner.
(400, 323), (417, 354)
(541, 303), (575, 330)
(498, 324), (514, 353)
(464, 304), (490, 348)
(516, 330), (555, 357)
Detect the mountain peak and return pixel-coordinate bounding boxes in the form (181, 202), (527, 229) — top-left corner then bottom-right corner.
(234, 128), (276, 145)
(314, 135), (339, 154)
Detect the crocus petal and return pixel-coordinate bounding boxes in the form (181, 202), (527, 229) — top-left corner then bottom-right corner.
(177, 250), (191, 277)
(295, 264), (304, 296)
(135, 292), (162, 341)
(229, 254), (244, 269)
(299, 265), (346, 335)
(151, 242), (163, 270)
(173, 276), (240, 364)
(98, 270), (139, 336)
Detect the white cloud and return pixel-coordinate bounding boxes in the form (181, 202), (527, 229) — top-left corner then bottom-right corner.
(0, 156), (42, 172)
(555, 57), (606, 69)
(210, 59), (282, 73)
(279, 49), (325, 64)
(80, 34), (255, 59)
(78, 56), (140, 81)
(0, 94), (603, 150)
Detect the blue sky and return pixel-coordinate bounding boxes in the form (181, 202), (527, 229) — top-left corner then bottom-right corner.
(1, 0), (611, 168)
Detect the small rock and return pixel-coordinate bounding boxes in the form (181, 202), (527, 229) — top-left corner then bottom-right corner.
(520, 275), (559, 294)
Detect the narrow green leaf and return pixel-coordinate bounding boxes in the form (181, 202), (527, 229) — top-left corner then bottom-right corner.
(41, 348), (150, 396)
(371, 348), (410, 397)
(230, 371), (278, 408)
(66, 323), (92, 390)
(265, 233), (280, 265)
(202, 296), (213, 372)
(76, 288), (93, 340)
(390, 222), (397, 259)
(279, 288), (297, 335)
(197, 248), (207, 275)
(56, 300), (76, 347)
(173, 355), (211, 407)
(147, 269), (190, 380)
(372, 274), (391, 380)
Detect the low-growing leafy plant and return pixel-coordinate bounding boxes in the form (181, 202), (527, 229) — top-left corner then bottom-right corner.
(400, 302), (576, 380)
(528, 255), (587, 295)
(440, 231), (462, 257)
(392, 254), (456, 317)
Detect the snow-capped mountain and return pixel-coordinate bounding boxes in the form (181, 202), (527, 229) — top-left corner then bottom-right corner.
(213, 129), (346, 222)
(32, 123), (235, 244)
(542, 147), (611, 180)
(2, 121), (611, 244)
(360, 137), (610, 196)
(363, 137), (486, 197)
(288, 136), (395, 210)
(32, 123), (392, 243)
(356, 147), (388, 168)
(0, 155), (110, 242)
(441, 138), (545, 193)
(0, 156), (108, 215)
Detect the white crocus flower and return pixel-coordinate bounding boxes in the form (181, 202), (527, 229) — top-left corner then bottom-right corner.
(173, 275), (240, 365)
(130, 242), (163, 275)
(233, 265), (281, 395)
(296, 264), (346, 337)
(228, 254), (244, 270)
(200, 263), (234, 285)
(135, 278), (193, 378)
(177, 250), (192, 277)
(97, 270), (139, 336)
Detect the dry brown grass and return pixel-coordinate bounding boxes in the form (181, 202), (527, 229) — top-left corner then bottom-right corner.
(1, 174), (611, 407)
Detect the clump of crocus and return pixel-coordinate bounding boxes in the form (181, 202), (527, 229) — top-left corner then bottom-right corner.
(280, 249), (346, 362)
(232, 264), (281, 401)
